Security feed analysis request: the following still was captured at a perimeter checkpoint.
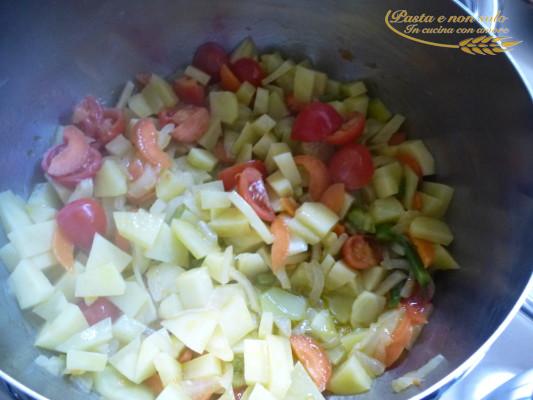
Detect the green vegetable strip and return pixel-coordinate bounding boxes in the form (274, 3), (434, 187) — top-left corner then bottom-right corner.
(387, 282), (403, 308)
(375, 224), (430, 287)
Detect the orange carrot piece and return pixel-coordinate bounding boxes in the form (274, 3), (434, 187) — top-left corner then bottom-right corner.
(320, 183), (345, 215)
(52, 227), (74, 271)
(410, 236), (435, 268)
(220, 64), (241, 92)
(280, 197), (299, 217)
(294, 155), (331, 201)
(271, 216), (290, 272)
(396, 152), (423, 177)
(384, 316), (413, 367)
(412, 191), (423, 210)
(145, 374), (164, 395)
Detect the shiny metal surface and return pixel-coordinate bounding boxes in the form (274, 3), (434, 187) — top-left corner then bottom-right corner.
(0, 1), (532, 399)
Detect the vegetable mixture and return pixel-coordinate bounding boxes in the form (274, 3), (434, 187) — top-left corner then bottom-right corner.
(0, 37), (457, 399)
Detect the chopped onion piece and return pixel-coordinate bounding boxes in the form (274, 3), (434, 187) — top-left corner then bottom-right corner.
(68, 178), (94, 203)
(158, 123), (175, 150)
(35, 355), (65, 376)
(400, 277), (415, 298)
(228, 267), (260, 312)
(274, 267), (291, 290)
(127, 164), (157, 199)
(381, 257), (410, 271)
(115, 80), (135, 109)
(274, 316), (292, 337)
(391, 354), (445, 393)
(328, 233), (348, 256)
(304, 261), (324, 304)
(375, 271), (407, 296)
(353, 350), (385, 377)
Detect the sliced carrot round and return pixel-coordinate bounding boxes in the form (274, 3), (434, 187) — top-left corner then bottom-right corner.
(320, 183), (345, 215)
(270, 216), (290, 272)
(294, 155), (331, 201)
(342, 235), (377, 270)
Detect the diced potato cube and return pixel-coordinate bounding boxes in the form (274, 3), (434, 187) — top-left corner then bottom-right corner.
(176, 267), (213, 309)
(35, 303), (89, 350)
(171, 219), (220, 259)
(32, 290), (68, 321)
(158, 294), (184, 320)
(350, 291), (386, 327)
(325, 260), (357, 291)
(75, 263), (126, 297)
(265, 335), (293, 398)
(105, 134), (133, 157)
(112, 315), (146, 344)
(293, 66), (315, 103)
(57, 318), (112, 352)
(253, 87), (270, 115)
(0, 190), (32, 233)
(205, 326), (233, 362)
(410, 216), (453, 245)
(146, 263), (184, 302)
(200, 190), (230, 210)
(209, 208), (251, 237)
(109, 337), (141, 382)
(94, 158), (128, 197)
(0, 242), (20, 272)
(327, 353), (372, 394)
(26, 183), (60, 223)
(156, 383), (190, 400)
(219, 294), (256, 345)
(8, 220), (55, 258)
(248, 383), (277, 400)
(295, 202), (339, 239)
(162, 309), (218, 353)
(236, 81), (256, 106)
(187, 148), (218, 172)
(9, 259), (54, 309)
(145, 223), (189, 265)
(184, 65), (211, 85)
(285, 218), (320, 245)
(369, 197), (405, 224)
(244, 339), (269, 385)
(154, 352), (182, 386)
(109, 281), (149, 317)
(397, 140), (435, 176)
(273, 152), (302, 187)
(86, 233), (132, 272)
(114, 210), (164, 248)
(183, 354), (222, 380)
(210, 91), (239, 124)
(156, 170), (187, 201)
(66, 350), (107, 373)
(236, 253), (268, 278)
(128, 93), (152, 117)
(229, 192), (273, 244)
(284, 362), (326, 400)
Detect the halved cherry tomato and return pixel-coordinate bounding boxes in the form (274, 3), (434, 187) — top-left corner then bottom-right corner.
(192, 42), (228, 81)
(396, 152), (423, 177)
(218, 160), (267, 190)
(325, 112), (366, 145)
(230, 58), (264, 87)
(342, 235), (377, 270)
(293, 155), (330, 200)
(173, 77), (205, 106)
(170, 105), (210, 143)
(213, 139), (235, 164)
(285, 93), (307, 114)
(271, 216), (290, 272)
(52, 227), (74, 271)
(77, 297), (121, 326)
(290, 335), (332, 392)
(220, 64), (241, 92)
(384, 315), (413, 367)
(132, 118), (171, 168)
(57, 198), (107, 251)
(388, 131), (407, 146)
(46, 126), (90, 176)
(72, 96), (125, 144)
(42, 129), (102, 189)
(328, 143), (374, 190)
(237, 167), (275, 222)
(320, 183), (345, 215)
(291, 102), (343, 142)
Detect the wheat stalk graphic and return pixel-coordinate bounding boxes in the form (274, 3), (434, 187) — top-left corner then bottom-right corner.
(458, 36), (521, 55)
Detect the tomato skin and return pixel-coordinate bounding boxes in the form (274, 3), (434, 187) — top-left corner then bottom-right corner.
(328, 143), (374, 190)
(293, 155), (331, 201)
(132, 118), (172, 168)
(291, 102), (343, 142)
(77, 297), (121, 326)
(220, 64), (241, 92)
(401, 292), (431, 325)
(192, 42), (228, 81)
(218, 160), (267, 190)
(285, 93), (307, 114)
(173, 77), (205, 106)
(342, 235), (377, 270)
(56, 198), (107, 251)
(72, 96), (125, 144)
(231, 58), (264, 87)
(325, 112), (366, 145)
(290, 335), (332, 392)
(170, 105), (210, 143)
(237, 167), (275, 222)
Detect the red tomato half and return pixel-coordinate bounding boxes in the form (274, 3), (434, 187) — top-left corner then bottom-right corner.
(173, 77), (205, 106)
(218, 160), (267, 190)
(192, 42), (228, 81)
(231, 58), (264, 87)
(328, 143), (374, 190)
(72, 96), (125, 144)
(237, 167), (275, 222)
(291, 102), (343, 142)
(78, 297), (121, 326)
(325, 112), (366, 145)
(56, 198), (107, 251)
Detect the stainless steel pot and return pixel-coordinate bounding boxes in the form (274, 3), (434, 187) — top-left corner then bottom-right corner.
(0, 1), (532, 399)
